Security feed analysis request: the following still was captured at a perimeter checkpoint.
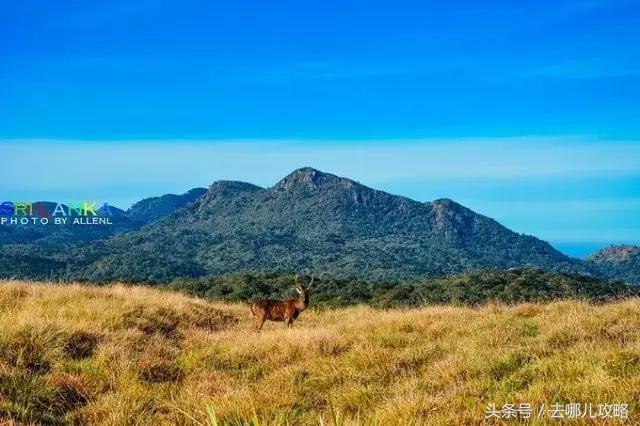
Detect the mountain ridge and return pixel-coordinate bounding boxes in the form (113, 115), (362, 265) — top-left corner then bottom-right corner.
(0, 168), (636, 284)
(587, 245), (640, 284)
(75, 167), (579, 282)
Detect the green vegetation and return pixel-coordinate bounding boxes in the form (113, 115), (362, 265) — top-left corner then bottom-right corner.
(168, 268), (636, 308)
(1, 281), (639, 425)
(588, 245), (640, 285)
(1, 169), (637, 286)
(74, 169), (577, 282)
(0, 168), (595, 283)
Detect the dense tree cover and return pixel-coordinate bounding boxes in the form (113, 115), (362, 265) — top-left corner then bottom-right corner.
(587, 245), (640, 285)
(0, 169), (636, 285)
(125, 188), (207, 224)
(68, 168), (584, 282)
(0, 244), (72, 280)
(168, 268), (636, 308)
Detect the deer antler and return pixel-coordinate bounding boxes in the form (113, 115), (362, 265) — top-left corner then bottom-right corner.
(294, 274), (303, 292)
(307, 275), (315, 290)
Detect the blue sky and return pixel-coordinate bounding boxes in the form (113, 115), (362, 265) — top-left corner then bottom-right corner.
(1, 1), (639, 257)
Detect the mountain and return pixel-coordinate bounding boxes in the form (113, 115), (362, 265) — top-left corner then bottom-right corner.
(71, 167), (579, 282)
(588, 245), (640, 263)
(2, 168), (635, 283)
(0, 188), (206, 245)
(587, 245), (640, 284)
(126, 187), (207, 224)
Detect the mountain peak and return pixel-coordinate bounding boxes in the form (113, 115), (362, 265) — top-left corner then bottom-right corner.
(275, 167), (342, 191)
(209, 180), (262, 192)
(588, 245), (640, 263)
(202, 180), (263, 202)
(586, 245), (640, 284)
(292, 166), (324, 175)
(425, 198), (479, 236)
(126, 188), (207, 223)
(430, 198), (465, 209)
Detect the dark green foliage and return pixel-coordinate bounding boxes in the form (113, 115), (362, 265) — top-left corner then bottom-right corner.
(56, 168), (583, 282)
(126, 187), (207, 223)
(587, 245), (640, 285)
(168, 268), (637, 308)
(0, 244), (76, 280)
(0, 169), (636, 285)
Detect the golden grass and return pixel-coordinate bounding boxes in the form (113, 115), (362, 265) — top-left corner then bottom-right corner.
(0, 280), (639, 425)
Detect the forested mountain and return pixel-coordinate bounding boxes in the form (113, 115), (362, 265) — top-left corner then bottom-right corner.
(0, 168), (636, 284)
(76, 168), (578, 282)
(126, 187), (207, 224)
(587, 245), (640, 284)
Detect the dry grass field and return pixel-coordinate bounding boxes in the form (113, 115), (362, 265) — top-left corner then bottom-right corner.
(0, 280), (639, 425)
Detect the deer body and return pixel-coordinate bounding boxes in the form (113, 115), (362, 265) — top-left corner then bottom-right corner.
(251, 276), (313, 330)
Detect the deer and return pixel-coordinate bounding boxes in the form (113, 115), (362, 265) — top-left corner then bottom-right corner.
(250, 275), (314, 331)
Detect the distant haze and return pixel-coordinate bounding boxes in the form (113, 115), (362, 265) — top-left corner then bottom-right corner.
(1, 139), (639, 258)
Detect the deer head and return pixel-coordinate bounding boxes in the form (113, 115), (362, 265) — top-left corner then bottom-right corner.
(294, 275), (314, 308)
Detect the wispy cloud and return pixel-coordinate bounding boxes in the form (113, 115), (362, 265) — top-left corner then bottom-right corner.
(2, 137), (638, 248)
(2, 137), (639, 195)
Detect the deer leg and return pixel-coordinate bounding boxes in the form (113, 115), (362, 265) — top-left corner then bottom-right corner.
(286, 318), (293, 328)
(256, 317), (265, 331)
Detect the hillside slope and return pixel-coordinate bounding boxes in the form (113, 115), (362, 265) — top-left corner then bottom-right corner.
(1, 281), (639, 425)
(0, 188), (206, 245)
(126, 187), (207, 224)
(587, 245), (640, 284)
(77, 168), (578, 281)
